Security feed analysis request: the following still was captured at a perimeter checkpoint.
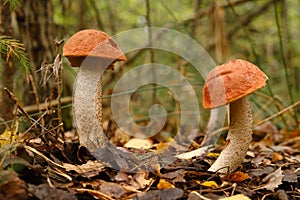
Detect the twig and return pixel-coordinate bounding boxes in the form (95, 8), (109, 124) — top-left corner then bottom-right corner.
(54, 39), (65, 136)
(4, 87), (30, 120)
(29, 73), (45, 134)
(23, 96), (72, 113)
(254, 100), (300, 127)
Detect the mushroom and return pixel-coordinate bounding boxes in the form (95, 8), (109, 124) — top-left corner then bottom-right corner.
(63, 29), (126, 152)
(202, 59), (268, 173)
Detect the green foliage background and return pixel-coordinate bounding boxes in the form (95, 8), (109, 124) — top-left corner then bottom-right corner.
(1, 0), (299, 131)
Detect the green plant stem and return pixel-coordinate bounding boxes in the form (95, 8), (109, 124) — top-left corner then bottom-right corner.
(273, 0), (298, 128)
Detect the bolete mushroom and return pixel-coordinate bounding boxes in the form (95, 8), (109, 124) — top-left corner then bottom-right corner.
(203, 59), (268, 173)
(63, 29), (126, 152)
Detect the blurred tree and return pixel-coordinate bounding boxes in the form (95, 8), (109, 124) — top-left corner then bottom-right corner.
(0, 0), (56, 131)
(0, 2), (15, 129)
(15, 0), (56, 102)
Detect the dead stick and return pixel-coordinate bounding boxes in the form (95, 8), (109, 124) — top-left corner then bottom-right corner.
(23, 96), (72, 113)
(4, 87), (30, 119)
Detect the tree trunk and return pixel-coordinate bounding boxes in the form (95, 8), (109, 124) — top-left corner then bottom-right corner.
(0, 3), (16, 132)
(0, 0), (56, 132)
(15, 0), (56, 104)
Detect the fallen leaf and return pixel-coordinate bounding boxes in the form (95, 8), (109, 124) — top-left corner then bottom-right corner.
(206, 152), (220, 158)
(115, 171), (154, 192)
(99, 181), (127, 199)
(129, 172), (154, 191)
(200, 180), (218, 188)
(124, 138), (153, 149)
(272, 152), (284, 162)
(0, 170), (28, 200)
(63, 160), (105, 178)
(247, 166), (274, 177)
(176, 145), (213, 159)
(115, 171), (130, 182)
(76, 188), (113, 200)
(157, 179), (175, 189)
(28, 183), (76, 200)
(156, 142), (169, 150)
(283, 170), (298, 183)
(0, 130), (18, 146)
(161, 169), (186, 183)
(220, 194), (251, 200)
(133, 188), (183, 200)
(257, 168), (284, 191)
(224, 171), (249, 183)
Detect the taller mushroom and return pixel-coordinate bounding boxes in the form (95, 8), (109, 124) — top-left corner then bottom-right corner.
(63, 29), (126, 152)
(203, 59), (268, 173)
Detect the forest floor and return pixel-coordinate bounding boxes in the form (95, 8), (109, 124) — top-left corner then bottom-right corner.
(0, 121), (299, 200)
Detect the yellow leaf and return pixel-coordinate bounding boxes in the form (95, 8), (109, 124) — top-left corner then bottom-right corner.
(0, 129), (18, 146)
(200, 181), (218, 188)
(206, 152), (219, 158)
(156, 142), (168, 150)
(157, 179), (175, 190)
(272, 152), (284, 162)
(124, 138), (153, 149)
(220, 194), (251, 200)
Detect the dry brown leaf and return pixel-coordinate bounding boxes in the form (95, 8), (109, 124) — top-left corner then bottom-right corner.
(133, 188), (183, 200)
(283, 170), (298, 183)
(99, 181), (127, 199)
(161, 169), (186, 183)
(0, 170), (28, 200)
(257, 168), (284, 191)
(63, 160), (105, 178)
(116, 171), (154, 191)
(130, 172), (154, 190)
(115, 171), (130, 182)
(248, 166), (274, 177)
(76, 188), (113, 200)
(28, 183), (76, 200)
(272, 152), (284, 162)
(224, 171), (249, 183)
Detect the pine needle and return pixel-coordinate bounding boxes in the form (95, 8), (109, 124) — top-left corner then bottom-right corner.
(0, 36), (31, 74)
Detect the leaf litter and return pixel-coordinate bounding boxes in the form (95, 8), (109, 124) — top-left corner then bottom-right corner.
(0, 120), (299, 200)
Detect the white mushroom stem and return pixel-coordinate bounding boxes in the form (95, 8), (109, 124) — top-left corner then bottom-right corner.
(208, 96), (253, 173)
(73, 61), (106, 152)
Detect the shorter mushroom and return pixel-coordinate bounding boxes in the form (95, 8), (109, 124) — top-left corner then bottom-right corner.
(203, 59), (268, 173)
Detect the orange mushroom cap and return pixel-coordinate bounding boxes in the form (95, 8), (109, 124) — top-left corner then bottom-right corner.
(203, 59), (268, 109)
(63, 29), (126, 67)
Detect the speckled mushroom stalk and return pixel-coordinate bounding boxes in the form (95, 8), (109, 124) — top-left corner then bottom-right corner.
(208, 96), (253, 172)
(72, 59), (108, 151)
(63, 30), (126, 153)
(203, 59), (268, 173)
